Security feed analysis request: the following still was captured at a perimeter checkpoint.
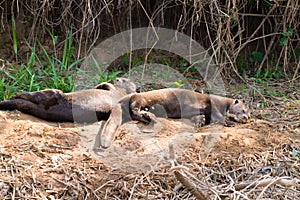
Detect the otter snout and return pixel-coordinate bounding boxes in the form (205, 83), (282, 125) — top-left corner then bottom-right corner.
(230, 113), (250, 123)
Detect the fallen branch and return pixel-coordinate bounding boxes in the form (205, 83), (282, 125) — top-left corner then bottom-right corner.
(173, 171), (209, 200)
(169, 143), (210, 200)
(235, 177), (300, 191)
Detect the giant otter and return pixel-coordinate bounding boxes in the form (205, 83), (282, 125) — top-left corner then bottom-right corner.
(99, 89), (251, 148)
(0, 78), (136, 122)
(129, 89), (251, 125)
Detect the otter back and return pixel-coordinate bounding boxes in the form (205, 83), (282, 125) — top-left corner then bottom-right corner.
(0, 78), (136, 122)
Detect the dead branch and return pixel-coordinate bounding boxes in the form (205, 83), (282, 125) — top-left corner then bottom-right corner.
(235, 177), (300, 191)
(169, 143), (209, 200)
(174, 171), (209, 200)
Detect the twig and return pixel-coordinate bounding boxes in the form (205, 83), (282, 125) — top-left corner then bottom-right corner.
(174, 171), (209, 200)
(235, 4), (278, 57)
(292, 60), (300, 83)
(235, 177), (300, 191)
(258, 30), (276, 72)
(169, 143), (209, 200)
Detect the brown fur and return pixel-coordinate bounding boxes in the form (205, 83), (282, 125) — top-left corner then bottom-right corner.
(99, 94), (134, 148)
(99, 89), (251, 148)
(0, 78), (136, 122)
(129, 89), (250, 125)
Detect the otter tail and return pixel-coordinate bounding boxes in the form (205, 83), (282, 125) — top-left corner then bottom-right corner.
(0, 99), (43, 116)
(0, 100), (19, 111)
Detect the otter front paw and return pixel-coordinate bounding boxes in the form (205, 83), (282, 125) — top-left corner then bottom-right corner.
(224, 119), (235, 127)
(131, 110), (152, 124)
(140, 110), (152, 123)
(191, 115), (206, 128)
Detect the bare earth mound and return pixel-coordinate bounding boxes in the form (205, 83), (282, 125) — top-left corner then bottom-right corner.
(0, 100), (299, 199)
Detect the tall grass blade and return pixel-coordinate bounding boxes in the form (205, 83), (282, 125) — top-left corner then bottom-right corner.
(45, 27), (58, 57)
(62, 28), (74, 69)
(37, 41), (52, 65)
(26, 43), (37, 68)
(29, 74), (35, 92)
(11, 16), (18, 61)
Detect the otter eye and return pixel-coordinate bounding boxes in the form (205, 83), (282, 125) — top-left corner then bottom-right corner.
(116, 78), (120, 82)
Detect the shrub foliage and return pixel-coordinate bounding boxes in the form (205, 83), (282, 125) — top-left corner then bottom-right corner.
(0, 0), (299, 80)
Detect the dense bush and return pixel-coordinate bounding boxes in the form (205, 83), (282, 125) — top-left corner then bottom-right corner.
(0, 0), (299, 80)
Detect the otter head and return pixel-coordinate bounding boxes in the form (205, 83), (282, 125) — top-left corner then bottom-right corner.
(94, 78), (136, 95)
(228, 99), (251, 123)
(114, 78), (136, 94)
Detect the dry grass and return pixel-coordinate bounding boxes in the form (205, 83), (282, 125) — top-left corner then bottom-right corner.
(171, 133), (300, 199)
(1, 121), (300, 199)
(0, 0), (299, 79)
(0, 99), (299, 199)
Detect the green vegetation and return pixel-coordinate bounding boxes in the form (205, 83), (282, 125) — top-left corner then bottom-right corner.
(1, 19), (123, 100)
(1, 1), (299, 102)
(279, 26), (293, 46)
(117, 49), (200, 87)
(1, 27), (80, 100)
(79, 56), (121, 88)
(11, 16), (18, 61)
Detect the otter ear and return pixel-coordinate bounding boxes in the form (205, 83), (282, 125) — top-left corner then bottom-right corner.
(234, 99), (239, 104)
(94, 82), (115, 90)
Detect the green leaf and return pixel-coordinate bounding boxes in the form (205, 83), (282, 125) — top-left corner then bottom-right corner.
(279, 37), (288, 46)
(173, 81), (182, 87)
(256, 69), (262, 77)
(287, 27), (293, 37)
(68, 57), (84, 70)
(45, 27), (57, 46)
(249, 51), (263, 63)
